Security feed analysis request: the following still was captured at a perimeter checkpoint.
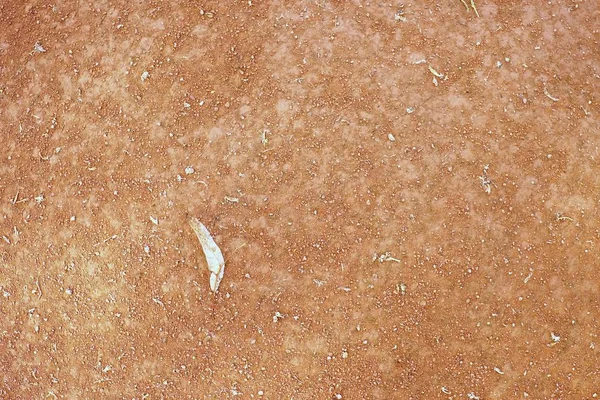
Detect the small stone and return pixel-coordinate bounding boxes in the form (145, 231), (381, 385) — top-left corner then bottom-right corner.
(394, 10), (406, 22)
(273, 311), (284, 322)
(34, 42), (46, 53)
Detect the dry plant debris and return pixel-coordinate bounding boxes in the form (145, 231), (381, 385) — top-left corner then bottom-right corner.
(479, 165), (492, 194)
(372, 252), (401, 263)
(189, 217), (225, 293)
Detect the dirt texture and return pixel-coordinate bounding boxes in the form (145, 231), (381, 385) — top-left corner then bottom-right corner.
(1, 0), (599, 399)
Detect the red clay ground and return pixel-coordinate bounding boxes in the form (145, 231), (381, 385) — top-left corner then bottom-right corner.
(1, 0), (599, 399)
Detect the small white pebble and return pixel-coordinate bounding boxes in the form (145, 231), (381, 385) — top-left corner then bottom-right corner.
(257, 390), (264, 396)
(65, 288), (73, 295)
(144, 245), (150, 254)
(184, 166), (195, 175)
(551, 332), (561, 342)
(34, 42), (46, 53)
(183, 102), (191, 108)
(70, 216), (76, 222)
(141, 71), (150, 81)
(273, 311), (284, 322)
(335, 394), (342, 399)
(394, 11), (405, 22)
(387, 133), (396, 142)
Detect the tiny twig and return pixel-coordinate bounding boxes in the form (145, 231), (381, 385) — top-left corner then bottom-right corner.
(35, 279), (43, 299)
(543, 86), (559, 102)
(428, 65), (444, 79)
(93, 234), (118, 247)
(524, 270), (534, 284)
(555, 213), (573, 222)
(261, 147), (277, 153)
(460, 0), (470, 11)
(233, 243), (247, 252)
(471, 0), (480, 17)
(261, 129), (269, 146)
(152, 296), (165, 307)
(581, 106), (590, 117)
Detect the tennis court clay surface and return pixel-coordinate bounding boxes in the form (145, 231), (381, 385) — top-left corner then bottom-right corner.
(1, 1), (599, 398)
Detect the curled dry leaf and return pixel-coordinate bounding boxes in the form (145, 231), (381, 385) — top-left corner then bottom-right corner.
(189, 217), (225, 293)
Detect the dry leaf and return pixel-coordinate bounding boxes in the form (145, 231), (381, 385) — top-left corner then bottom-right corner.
(189, 217), (225, 293)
